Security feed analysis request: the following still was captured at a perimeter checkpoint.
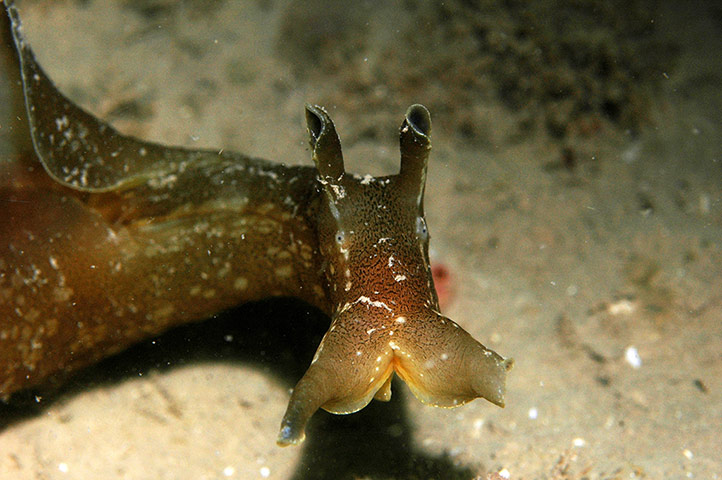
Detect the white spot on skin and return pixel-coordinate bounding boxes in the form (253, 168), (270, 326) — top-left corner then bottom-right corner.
(53, 286), (73, 302)
(233, 277), (248, 290)
(339, 243), (349, 260)
(330, 184), (345, 198)
(394, 274), (407, 282)
(355, 296), (392, 311)
(395, 316), (406, 324)
(55, 116), (69, 131)
(153, 304), (175, 320)
(274, 264), (293, 278)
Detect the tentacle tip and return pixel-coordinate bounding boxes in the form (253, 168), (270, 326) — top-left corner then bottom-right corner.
(503, 357), (515, 372)
(405, 104), (431, 138)
(485, 356), (514, 408)
(276, 423), (305, 447)
(304, 104), (325, 145)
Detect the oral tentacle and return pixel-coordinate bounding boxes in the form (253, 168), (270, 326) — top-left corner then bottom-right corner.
(277, 313), (396, 446)
(392, 312), (513, 408)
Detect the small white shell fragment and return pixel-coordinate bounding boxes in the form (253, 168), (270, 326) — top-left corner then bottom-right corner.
(625, 346), (642, 369)
(528, 407), (538, 419)
(608, 298), (636, 315)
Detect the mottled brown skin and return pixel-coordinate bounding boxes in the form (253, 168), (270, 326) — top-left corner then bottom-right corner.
(0, 2), (512, 446)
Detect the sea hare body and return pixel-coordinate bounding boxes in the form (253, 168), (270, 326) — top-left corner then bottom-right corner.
(0, 1), (511, 445)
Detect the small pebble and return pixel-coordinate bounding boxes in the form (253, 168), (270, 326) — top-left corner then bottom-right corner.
(528, 407), (538, 420)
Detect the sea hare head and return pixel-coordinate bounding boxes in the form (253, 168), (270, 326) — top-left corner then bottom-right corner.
(277, 105), (512, 446)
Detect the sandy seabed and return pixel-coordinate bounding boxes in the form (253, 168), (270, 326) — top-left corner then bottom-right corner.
(1, 1), (720, 479)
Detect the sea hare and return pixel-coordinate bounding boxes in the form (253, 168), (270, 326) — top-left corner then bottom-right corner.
(0, 1), (512, 445)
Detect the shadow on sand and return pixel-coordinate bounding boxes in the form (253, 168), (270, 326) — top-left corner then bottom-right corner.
(1, 299), (478, 480)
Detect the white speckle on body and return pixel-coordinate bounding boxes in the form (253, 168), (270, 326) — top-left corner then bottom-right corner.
(233, 277), (248, 290)
(274, 265), (292, 278)
(55, 115), (69, 131)
(356, 295), (391, 311)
